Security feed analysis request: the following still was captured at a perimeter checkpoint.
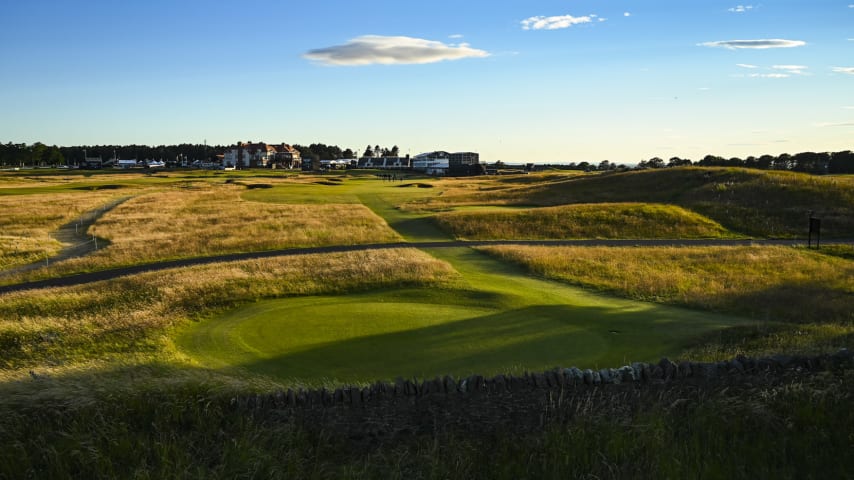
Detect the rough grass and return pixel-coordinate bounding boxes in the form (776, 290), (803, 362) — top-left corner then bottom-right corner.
(481, 245), (853, 322)
(10, 184), (402, 278)
(0, 248), (457, 370)
(0, 191), (124, 270)
(418, 168), (854, 238)
(435, 202), (735, 240)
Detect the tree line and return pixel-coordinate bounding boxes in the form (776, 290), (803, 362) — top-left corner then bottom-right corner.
(0, 142), (224, 167)
(2, 141), (852, 174)
(636, 151), (854, 174)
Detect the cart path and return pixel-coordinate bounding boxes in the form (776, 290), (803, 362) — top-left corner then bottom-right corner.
(1, 237), (850, 294)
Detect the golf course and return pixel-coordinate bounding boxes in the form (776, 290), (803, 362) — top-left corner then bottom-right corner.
(1, 166), (852, 478)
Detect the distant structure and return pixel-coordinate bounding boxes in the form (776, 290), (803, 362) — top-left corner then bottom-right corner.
(412, 151), (481, 176)
(357, 156), (411, 170)
(81, 149), (104, 169)
(222, 141), (301, 169)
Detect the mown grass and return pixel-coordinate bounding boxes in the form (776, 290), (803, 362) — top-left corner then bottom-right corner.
(417, 168), (854, 238)
(436, 202), (737, 240)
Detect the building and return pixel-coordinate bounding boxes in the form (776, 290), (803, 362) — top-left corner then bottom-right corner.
(357, 156), (411, 170)
(412, 151), (481, 176)
(223, 142), (301, 169)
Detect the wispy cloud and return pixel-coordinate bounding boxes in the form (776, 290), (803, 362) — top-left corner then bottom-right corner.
(772, 65), (809, 75)
(750, 73), (790, 78)
(832, 66), (854, 75)
(728, 5), (754, 13)
(699, 39), (806, 49)
(624, 12), (631, 17)
(448, 34), (464, 39)
(736, 63), (759, 69)
(815, 121), (854, 127)
(520, 14), (603, 30)
(303, 35), (489, 66)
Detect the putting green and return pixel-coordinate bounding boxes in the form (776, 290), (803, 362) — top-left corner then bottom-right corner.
(178, 247), (751, 385)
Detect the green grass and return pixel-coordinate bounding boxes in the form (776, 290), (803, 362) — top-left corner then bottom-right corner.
(1, 168), (852, 478)
(178, 247), (751, 385)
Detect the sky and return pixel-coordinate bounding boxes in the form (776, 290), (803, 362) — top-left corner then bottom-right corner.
(1, 0), (852, 164)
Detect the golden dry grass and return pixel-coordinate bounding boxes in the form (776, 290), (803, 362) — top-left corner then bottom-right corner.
(480, 245), (854, 323)
(435, 203), (734, 240)
(0, 248), (457, 371)
(27, 184), (402, 275)
(0, 191), (126, 270)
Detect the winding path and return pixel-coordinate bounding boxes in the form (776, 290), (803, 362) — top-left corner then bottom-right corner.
(0, 196), (132, 278)
(0, 237), (846, 294)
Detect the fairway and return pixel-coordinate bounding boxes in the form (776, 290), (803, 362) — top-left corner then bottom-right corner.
(178, 247), (752, 384)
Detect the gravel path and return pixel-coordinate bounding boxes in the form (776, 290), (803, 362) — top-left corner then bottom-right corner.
(1, 237), (849, 294)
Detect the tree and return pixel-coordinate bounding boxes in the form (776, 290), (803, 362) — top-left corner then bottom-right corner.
(362, 145), (373, 158)
(342, 148), (355, 160)
(668, 157), (691, 167)
(828, 151), (854, 174)
(647, 157), (665, 168)
(390, 145), (400, 157)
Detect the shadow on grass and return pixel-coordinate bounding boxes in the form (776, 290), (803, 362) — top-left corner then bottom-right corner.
(230, 303), (725, 384)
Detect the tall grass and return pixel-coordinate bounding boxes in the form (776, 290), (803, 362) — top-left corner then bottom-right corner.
(5, 184), (403, 281)
(481, 245), (852, 322)
(481, 244), (854, 357)
(0, 248), (457, 370)
(436, 202), (735, 240)
(417, 168), (854, 238)
(0, 191), (124, 270)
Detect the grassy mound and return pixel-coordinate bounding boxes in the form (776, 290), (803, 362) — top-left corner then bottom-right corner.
(429, 168), (854, 238)
(435, 203), (736, 240)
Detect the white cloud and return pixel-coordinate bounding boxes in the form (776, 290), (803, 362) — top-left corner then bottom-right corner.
(521, 14), (599, 30)
(736, 63), (759, 69)
(750, 73), (790, 78)
(303, 35), (489, 66)
(728, 5), (754, 13)
(772, 64), (809, 75)
(624, 12), (631, 17)
(699, 39), (806, 49)
(815, 121), (854, 127)
(449, 34), (464, 39)
(832, 66), (854, 75)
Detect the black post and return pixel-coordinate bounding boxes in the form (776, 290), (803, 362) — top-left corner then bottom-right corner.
(808, 217), (821, 249)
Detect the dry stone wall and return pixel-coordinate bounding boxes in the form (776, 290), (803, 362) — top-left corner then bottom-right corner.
(229, 349), (853, 441)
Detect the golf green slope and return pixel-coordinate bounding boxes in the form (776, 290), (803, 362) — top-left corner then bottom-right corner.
(178, 247), (751, 385)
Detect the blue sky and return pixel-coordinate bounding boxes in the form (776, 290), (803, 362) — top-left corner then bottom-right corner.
(1, 1), (852, 163)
